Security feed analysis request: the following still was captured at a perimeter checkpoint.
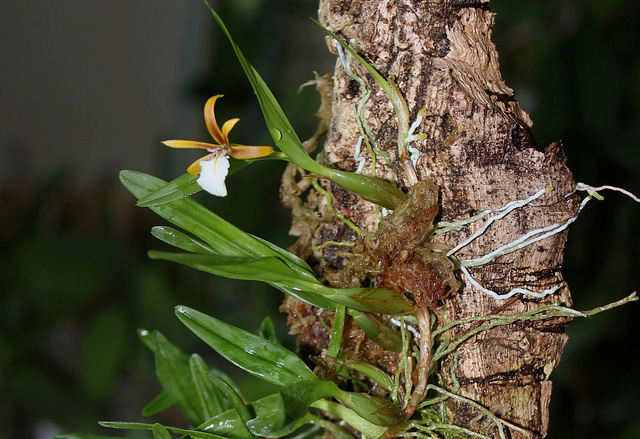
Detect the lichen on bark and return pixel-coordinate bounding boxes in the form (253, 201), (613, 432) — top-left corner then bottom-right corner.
(281, 1), (580, 437)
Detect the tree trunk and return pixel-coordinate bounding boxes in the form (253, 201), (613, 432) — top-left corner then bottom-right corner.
(282, 1), (579, 437)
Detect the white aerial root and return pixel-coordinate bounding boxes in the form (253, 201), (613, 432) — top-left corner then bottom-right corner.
(437, 183), (640, 300)
(406, 107), (428, 168)
(390, 317), (421, 340)
(574, 182), (640, 202)
(353, 135), (367, 174)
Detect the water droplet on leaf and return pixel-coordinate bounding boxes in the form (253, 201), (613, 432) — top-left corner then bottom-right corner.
(270, 128), (282, 141)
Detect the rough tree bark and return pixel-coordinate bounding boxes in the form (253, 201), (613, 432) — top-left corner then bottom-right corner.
(281, 1), (579, 437)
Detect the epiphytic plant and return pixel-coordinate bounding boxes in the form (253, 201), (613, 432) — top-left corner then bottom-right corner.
(57, 5), (637, 439)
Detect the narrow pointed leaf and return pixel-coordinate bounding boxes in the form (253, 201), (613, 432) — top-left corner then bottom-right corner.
(135, 153), (288, 208)
(327, 305), (345, 358)
(54, 434), (128, 439)
(120, 170), (314, 278)
(250, 233), (314, 278)
(258, 316), (281, 345)
(322, 169), (407, 210)
(142, 391), (173, 416)
(137, 173), (201, 207)
(190, 355), (228, 419)
(208, 7), (321, 173)
(151, 226), (215, 254)
(152, 252), (414, 314)
(176, 306), (317, 386)
(138, 328), (156, 350)
(149, 251), (336, 310)
(207, 7), (406, 210)
(145, 331), (206, 426)
(207, 366), (247, 404)
(140, 328), (242, 406)
(343, 360), (394, 392)
(201, 370), (251, 424)
(121, 171), (268, 257)
(99, 421), (229, 438)
(325, 287), (415, 315)
(313, 20), (393, 97)
(149, 252), (304, 284)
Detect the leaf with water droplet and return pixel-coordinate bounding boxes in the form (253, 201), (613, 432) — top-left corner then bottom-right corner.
(207, 7), (407, 210)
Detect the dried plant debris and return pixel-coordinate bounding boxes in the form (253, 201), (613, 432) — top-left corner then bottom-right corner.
(326, 179), (460, 309)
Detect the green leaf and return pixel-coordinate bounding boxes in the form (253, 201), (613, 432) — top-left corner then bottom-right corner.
(312, 20), (393, 98)
(285, 424), (334, 439)
(250, 414), (316, 437)
(138, 331), (246, 408)
(258, 316), (281, 345)
(309, 400), (386, 438)
(343, 360), (394, 392)
(250, 233), (314, 278)
(121, 171), (269, 257)
(200, 372), (252, 425)
(99, 421), (151, 430)
(280, 379), (401, 428)
(99, 421), (229, 438)
(153, 252), (414, 314)
(149, 251), (336, 310)
(320, 170), (408, 211)
(149, 252), (304, 285)
(207, 7), (407, 210)
(137, 173), (201, 207)
(151, 226), (215, 254)
(324, 287), (415, 315)
(54, 434), (127, 439)
(176, 306), (317, 386)
(327, 305), (345, 358)
(138, 328), (157, 351)
(206, 366), (247, 405)
(144, 330), (207, 426)
(136, 153), (289, 208)
(245, 393), (287, 435)
(280, 379), (341, 418)
(120, 170), (314, 279)
(152, 423), (172, 439)
(198, 409), (254, 439)
(190, 354), (229, 419)
(347, 310), (403, 352)
(208, 7), (319, 172)
(314, 20), (414, 170)
(142, 391), (173, 416)
(335, 391), (402, 427)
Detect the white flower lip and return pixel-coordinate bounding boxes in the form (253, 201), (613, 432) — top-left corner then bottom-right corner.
(197, 152), (230, 197)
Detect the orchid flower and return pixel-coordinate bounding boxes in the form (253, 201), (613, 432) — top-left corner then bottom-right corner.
(162, 95), (273, 196)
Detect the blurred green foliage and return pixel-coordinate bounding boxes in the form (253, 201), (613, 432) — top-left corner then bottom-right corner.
(1, 0), (638, 437)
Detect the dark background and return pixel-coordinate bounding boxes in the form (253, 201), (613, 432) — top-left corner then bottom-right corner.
(1, 0), (638, 437)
